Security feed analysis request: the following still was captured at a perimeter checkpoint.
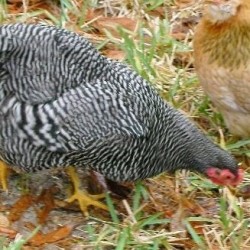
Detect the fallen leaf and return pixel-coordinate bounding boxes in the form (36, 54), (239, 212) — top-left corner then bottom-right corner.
(35, 188), (55, 224)
(86, 7), (137, 36)
(7, 0), (57, 14)
(86, 8), (105, 20)
(103, 49), (126, 60)
(164, 209), (174, 218)
(0, 226), (17, 239)
(148, 7), (166, 18)
(189, 221), (205, 235)
(29, 224), (76, 246)
(91, 17), (137, 37)
(8, 195), (34, 222)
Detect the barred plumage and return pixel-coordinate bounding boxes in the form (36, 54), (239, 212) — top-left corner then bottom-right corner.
(0, 23), (242, 185)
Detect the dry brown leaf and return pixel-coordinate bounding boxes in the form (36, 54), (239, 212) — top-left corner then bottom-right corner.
(91, 17), (137, 37)
(189, 221), (205, 235)
(86, 7), (137, 35)
(0, 226), (17, 239)
(8, 0), (57, 11)
(35, 188), (55, 224)
(86, 8), (105, 20)
(29, 224), (75, 246)
(8, 195), (34, 222)
(148, 7), (166, 18)
(103, 49), (126, 60)
(0, 212), (14, 239)
(164, 209), (174, 218)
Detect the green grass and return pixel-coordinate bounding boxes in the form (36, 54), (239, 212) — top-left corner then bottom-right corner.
(82, 184), (172, 249)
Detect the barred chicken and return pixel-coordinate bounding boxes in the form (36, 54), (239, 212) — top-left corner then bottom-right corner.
(0, 23), (243, 215)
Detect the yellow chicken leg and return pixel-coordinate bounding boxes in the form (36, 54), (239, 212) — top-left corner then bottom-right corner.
(66, 166), (108, 216)
(0, 161), (9, 191)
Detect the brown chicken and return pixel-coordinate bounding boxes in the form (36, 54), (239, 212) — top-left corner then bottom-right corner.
(193, 0), (250, 137)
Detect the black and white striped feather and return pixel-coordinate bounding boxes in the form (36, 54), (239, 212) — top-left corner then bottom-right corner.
(0, 23), (238, 181)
